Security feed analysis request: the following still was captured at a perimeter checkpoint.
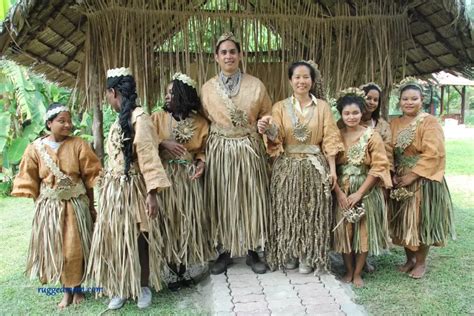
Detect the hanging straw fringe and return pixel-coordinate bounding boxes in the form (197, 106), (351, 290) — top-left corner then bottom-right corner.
(26, 195), (92, 286)
(78, 0), (410, 109)
(86, 171), (163, 299)
(266, 155), (332, 271)
(157, 162), (213, 267)
(205, 131), (269, 257)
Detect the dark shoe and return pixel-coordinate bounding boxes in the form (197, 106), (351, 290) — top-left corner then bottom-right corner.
(167, 281), (181, 292)
(246, 250), (267, 274)
(210, 252), (231, 275)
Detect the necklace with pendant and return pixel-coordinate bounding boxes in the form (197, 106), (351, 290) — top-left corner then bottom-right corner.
(288, 97), (315, 143)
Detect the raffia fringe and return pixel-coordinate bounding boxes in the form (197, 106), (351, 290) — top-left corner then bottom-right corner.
(158, 162), (212, 266)
(27, 195), (92, 285)
(86, 173), (163, 299)
(205, 131), (269, 257)
(266, 155), (331, 271)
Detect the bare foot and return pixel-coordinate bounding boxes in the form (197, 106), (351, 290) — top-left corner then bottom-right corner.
(73, 292), (85, 305)
(58, 292), (73, 309)
(342, 271), (353, 283)
(409, 263), (426, 279)
(352, 274), (364, 288)
(398, 259), (416, 273)
(364, 261), (375, 273)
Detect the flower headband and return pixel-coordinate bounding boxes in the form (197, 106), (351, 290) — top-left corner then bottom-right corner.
(398, 76), (423, 92)
(360, 82), (382, 92)
(337, 87), (366, 99)
(45, 106), (70, 121)
(107, 67), (132, 79)
(172, 72), (197, 89)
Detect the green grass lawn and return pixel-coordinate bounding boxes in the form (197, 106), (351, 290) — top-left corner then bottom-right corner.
(0, 197), (206, 314)
(353, 139), (474, 315)
(446, 139), (474, 175)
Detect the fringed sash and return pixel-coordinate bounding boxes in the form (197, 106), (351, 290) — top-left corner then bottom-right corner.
(33, 139), (86, 201)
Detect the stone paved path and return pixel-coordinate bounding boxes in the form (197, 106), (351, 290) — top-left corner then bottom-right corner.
(208, 258), (366, 315)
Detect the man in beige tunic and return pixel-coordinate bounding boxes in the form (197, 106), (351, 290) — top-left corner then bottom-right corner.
(201, 32), (272, 274)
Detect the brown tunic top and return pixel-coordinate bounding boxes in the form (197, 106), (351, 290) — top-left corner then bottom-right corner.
(267, 97), (343, 157)
(106, 107), (170, 193)
(201, 73), (272, 128)
(12, 136), (101, 199)
(390, 114), (445, 182)
(337, 128), (392, 188)
(151, 111), (209, 162)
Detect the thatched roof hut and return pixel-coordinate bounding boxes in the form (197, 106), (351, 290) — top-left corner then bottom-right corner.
(1, 0), (472, 156)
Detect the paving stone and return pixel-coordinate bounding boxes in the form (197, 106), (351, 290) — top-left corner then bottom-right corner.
(227, 267), (256, 275)
(305, 302), (342, 314)
(227, 274), (259, 283)
(232, 293), (266, 304)
(271, 307), (307, 316)
(330, 291), (354, 305)
(233, 301), (269, 313)
(264, 288), (299, 300)
(320, 273), (343, 289)
(215, 312), (235, 316)
(263, 284), (295, 294)
(235, 312), (271, 316)
(294, 283), (328, 293)
(266, 297), (302, 310)
(211, 274), (229, 283)
(213, 299), (235, 313)
(340, 302), (366, 316)
(230, 280), (261, 288)
(299, 293), (336, 304)
(231, 286), (263, 296)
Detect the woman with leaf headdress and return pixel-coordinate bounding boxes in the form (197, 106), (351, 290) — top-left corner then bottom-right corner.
(258, 61), (343, 274)
(389, 77), (455, 279)
(332, 88), (391, 288)
(151, 72), (211, 289)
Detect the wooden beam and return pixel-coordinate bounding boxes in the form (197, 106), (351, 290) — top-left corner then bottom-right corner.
(411, 34), (446, 69)
(440, 85), (444, 114)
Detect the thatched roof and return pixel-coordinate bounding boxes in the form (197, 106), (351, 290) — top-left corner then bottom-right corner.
(0, 0), (472, 107)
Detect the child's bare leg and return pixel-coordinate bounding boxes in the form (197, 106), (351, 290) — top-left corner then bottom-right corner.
(58, 288), (73, 309)
(341, 253), (354, 283)
(398, 247), (416, 273)
(138, 233), (150, 287)
(353, 252), (368, 288)
(409, 245), (429, 279)
(72, 286), (85, 304)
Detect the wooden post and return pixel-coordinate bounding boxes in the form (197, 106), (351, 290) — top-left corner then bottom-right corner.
(92, 104), (105, 163)
(440, 85), (445, 115)
(461, 86), (466, 124)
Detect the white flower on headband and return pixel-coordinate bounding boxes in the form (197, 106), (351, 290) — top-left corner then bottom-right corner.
(172, 72), (197, 88)
(107, 67), (133, 78)
(337, 87), (366, 99)
(359, 82), (382, 92)
(45, 106), (70, 121)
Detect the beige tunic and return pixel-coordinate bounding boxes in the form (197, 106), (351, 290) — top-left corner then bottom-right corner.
(151, 111), (209, 162)
(12, 136), (101, 287)
(201, 74), (272, 127)
(267, 97), (343, 157)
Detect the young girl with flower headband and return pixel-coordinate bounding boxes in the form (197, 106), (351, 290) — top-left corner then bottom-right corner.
(151, 72), (211, 289)
(87, 67), (170, 310)
(389, 78), (455, 279)
(332, 88), (391, 288)
(12, 103), (102, 308)
(258, 61), (343, 274)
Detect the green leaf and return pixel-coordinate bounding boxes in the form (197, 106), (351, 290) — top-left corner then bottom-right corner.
(7, 137), (29, 164)
(0, 112), (11, 152)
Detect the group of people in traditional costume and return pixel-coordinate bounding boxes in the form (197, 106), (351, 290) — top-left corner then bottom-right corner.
(12, 31), (455, 310)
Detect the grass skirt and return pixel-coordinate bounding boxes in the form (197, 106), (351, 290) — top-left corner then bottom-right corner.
(266, 155), (332, 271)
(205, 130), (270, 257)
(158, 162), (212, 266)
(333, 168), (390, 255)
(389, 177), (455, 250)
(27, 194), (92, 286)
(87, 171), (163, 299)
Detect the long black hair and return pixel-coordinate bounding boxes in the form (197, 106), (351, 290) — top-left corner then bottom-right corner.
(361, 83), (381, 120)
(107, 75), (137, 176)
(165, 79), (202, 120)
(336, 94), (366, 115)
